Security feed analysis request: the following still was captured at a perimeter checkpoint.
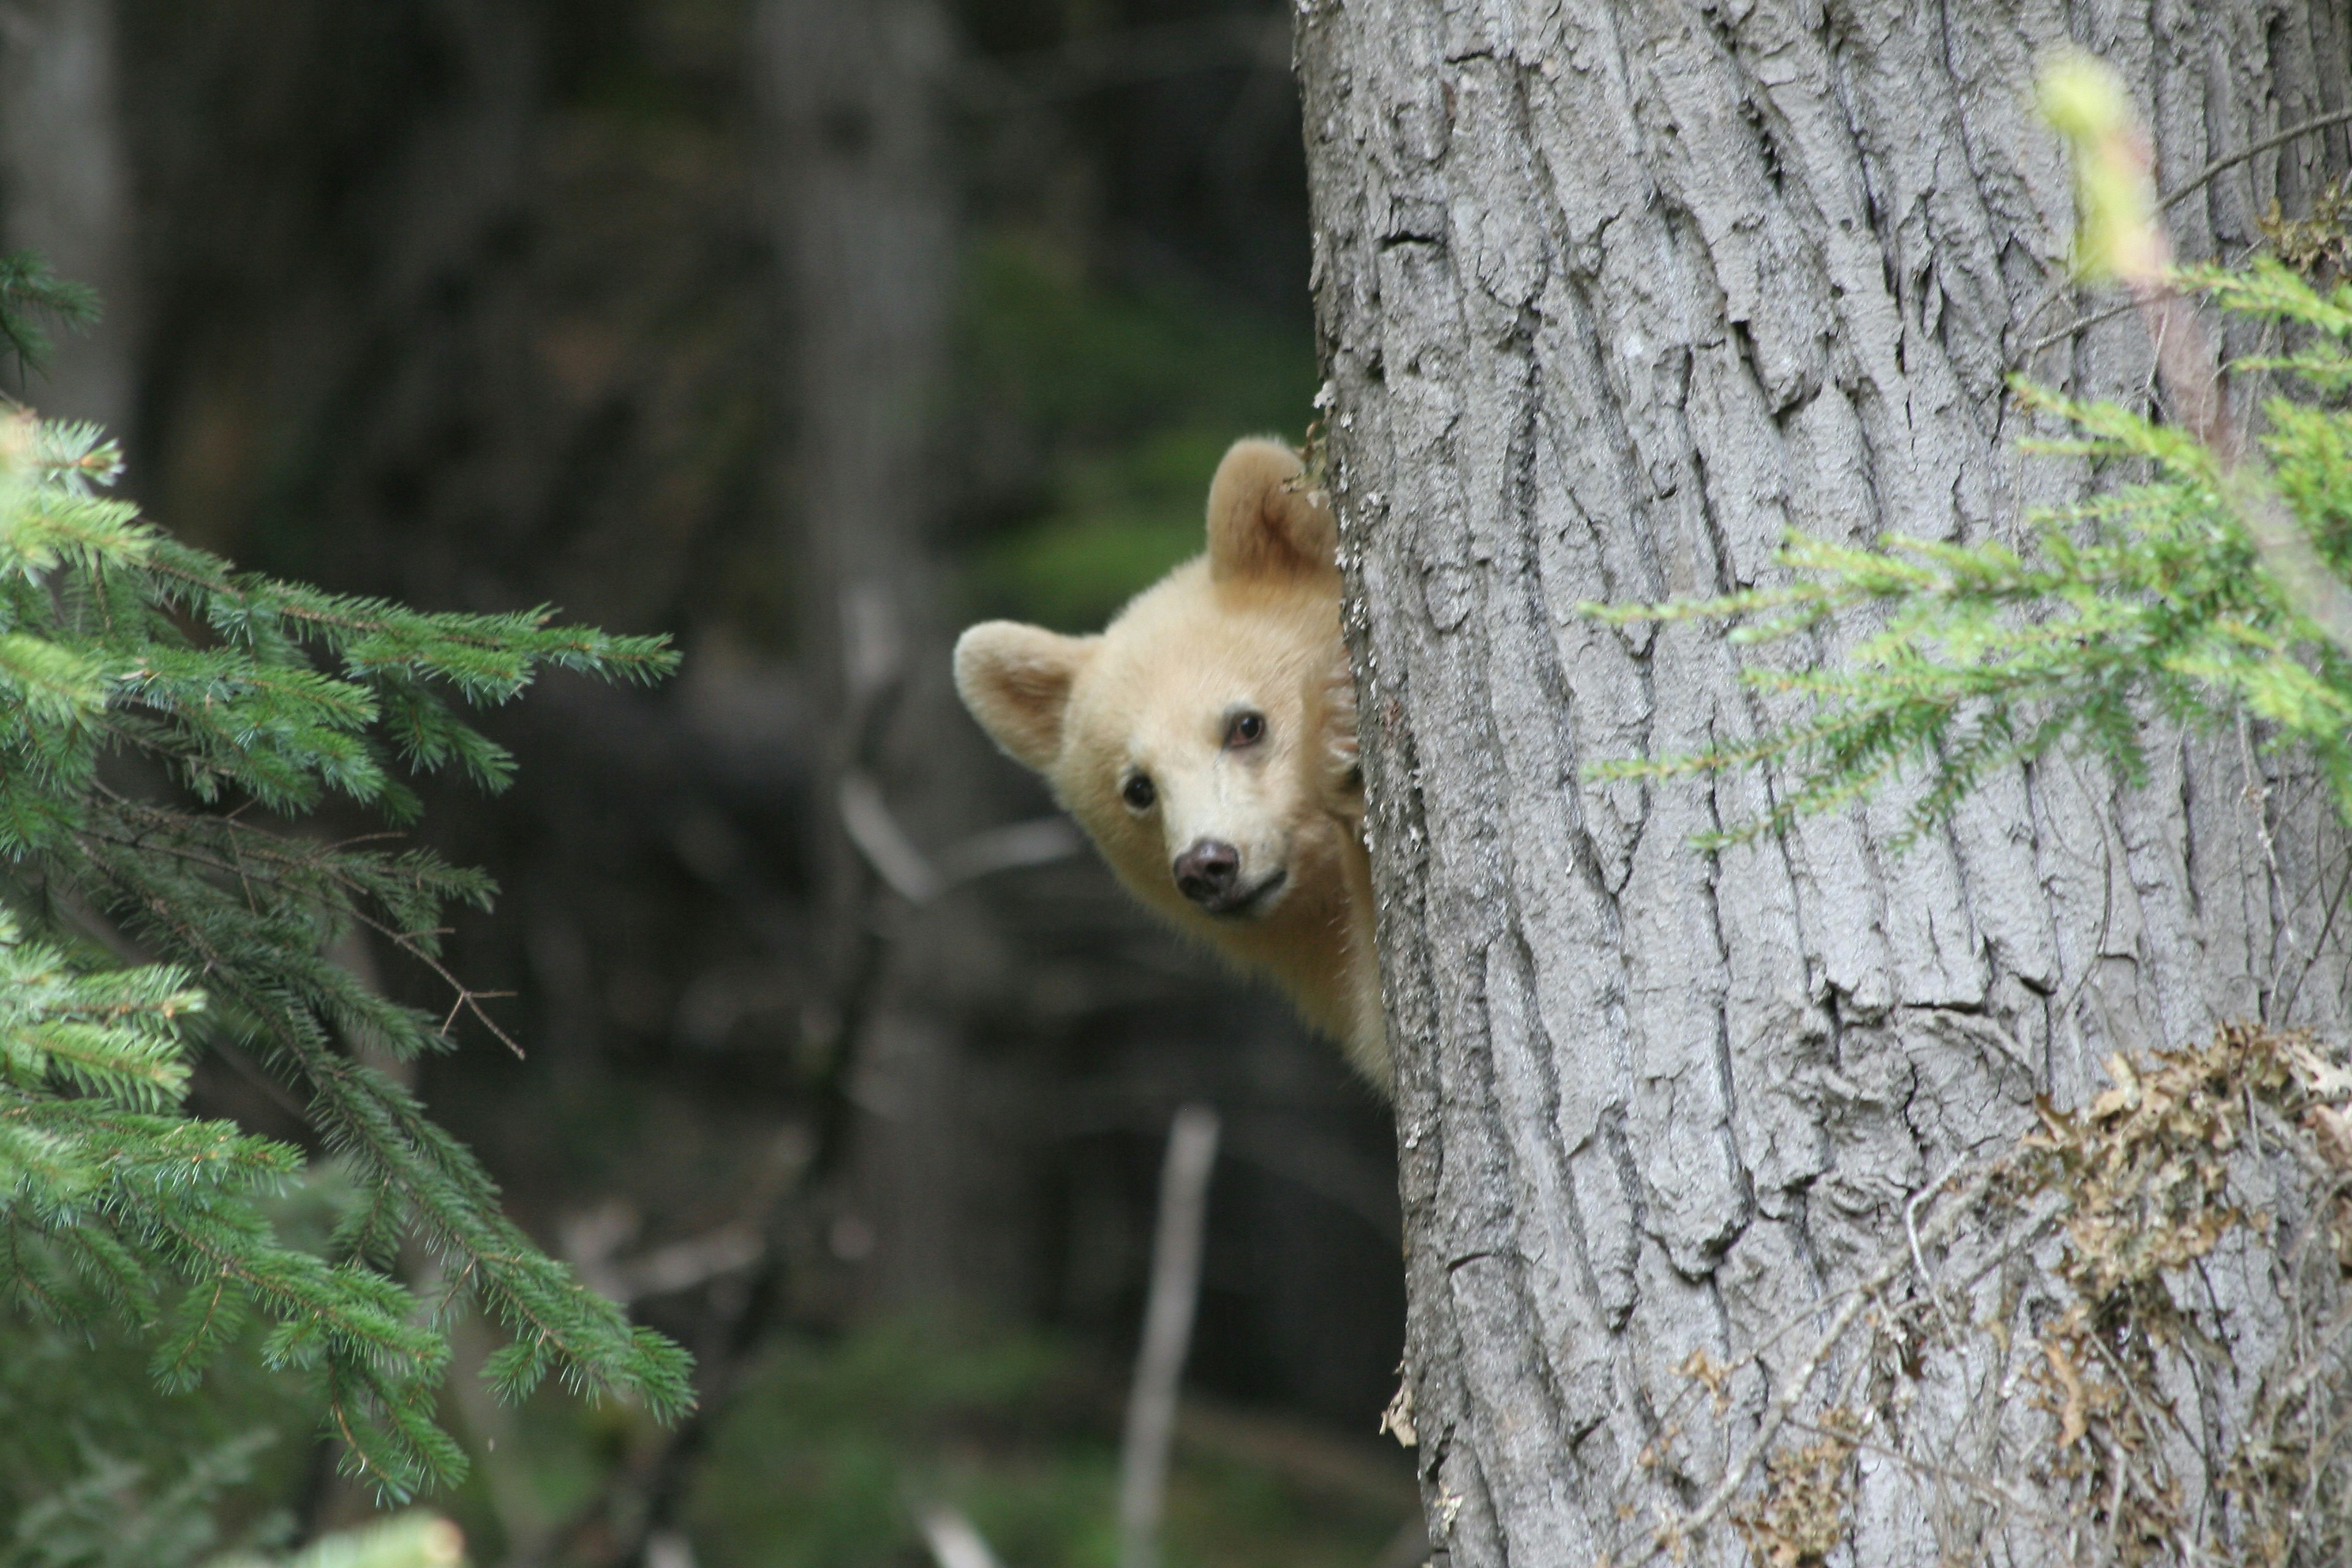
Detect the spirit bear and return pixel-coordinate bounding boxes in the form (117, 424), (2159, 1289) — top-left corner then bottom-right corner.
(953, 439), (1386, 1090)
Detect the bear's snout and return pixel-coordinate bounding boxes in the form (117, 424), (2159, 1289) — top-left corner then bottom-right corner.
(1172, 839), (1242, 908)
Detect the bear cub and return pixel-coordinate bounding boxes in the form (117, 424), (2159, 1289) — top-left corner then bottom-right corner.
(953, 439), (1385, 1090)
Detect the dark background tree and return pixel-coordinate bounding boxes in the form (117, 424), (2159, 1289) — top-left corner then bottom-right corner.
(1299, 1), (2352, 1564)
(0, 1), (1419, 1562)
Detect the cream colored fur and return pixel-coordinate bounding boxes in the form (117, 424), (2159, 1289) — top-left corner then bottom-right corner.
(954, 439), (1385, 1090)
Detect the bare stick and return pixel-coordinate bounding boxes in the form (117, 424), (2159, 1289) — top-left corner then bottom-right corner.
(1118, 1104), (1222, 1568)
(2012, 104), (2352, 366)
(2160, 105), (2352, 214)
(915, 1502), (1006, 1568)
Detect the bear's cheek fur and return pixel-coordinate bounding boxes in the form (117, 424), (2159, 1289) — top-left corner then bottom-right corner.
(1047, 770), (1185, 912)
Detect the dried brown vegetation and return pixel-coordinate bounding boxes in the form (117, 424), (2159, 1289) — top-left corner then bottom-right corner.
(2260, 175), (2352, 281)
(1661, 1024), (2352, 1568)
(1729, 1408), (1861, 1568)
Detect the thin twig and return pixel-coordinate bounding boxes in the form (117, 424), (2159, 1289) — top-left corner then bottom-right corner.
(2011, 103), (2352, 369)
(1119, 1104), (1222, 1568)
(75, 793), (524, 1050)
(2018, 298), (2137, 365)
(914, 1501), (1006, 1568)
(1780, 1413), (2063, 1528)
(1907, 1155), (1973, 1346)
(2160, 106), (2352, 214)
(1654, 1162), (1996, 1555)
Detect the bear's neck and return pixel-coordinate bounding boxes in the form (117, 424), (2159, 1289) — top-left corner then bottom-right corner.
(1199, 819), (1386, 1088)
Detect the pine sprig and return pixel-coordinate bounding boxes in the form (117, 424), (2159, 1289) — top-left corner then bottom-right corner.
(1585, 261), (2352, 850)
(0, 390), (690, 1499)
(0, 913), (456, 1498)
(0, 252), (102, 378)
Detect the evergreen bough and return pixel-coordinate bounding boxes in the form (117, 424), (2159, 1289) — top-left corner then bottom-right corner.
(1, 262), (689, 1502)
(0, 254), (98, 381)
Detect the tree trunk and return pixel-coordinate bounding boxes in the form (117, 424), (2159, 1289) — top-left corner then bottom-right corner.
(758, 0), (1005, 1311)
(1297, 2), (2352, 1562)
(0, 0), (136, 428)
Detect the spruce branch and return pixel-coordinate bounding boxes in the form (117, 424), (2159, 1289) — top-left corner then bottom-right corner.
(0, 383), (693, 1501)
(0, 251), (101, 377)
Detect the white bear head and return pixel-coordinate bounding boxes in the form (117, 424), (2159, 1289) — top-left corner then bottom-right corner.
(954, 439), (1372, 1066)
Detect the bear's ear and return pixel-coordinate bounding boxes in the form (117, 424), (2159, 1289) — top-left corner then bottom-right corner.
(954, 622), (1098, 774)
(1206, 437), (1336, 582)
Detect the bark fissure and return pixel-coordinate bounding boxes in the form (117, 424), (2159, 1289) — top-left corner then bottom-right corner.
(1302, 1), (2352, 1561)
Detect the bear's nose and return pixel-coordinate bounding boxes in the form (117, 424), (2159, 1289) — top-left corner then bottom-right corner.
(1172, 840), (1242, 906)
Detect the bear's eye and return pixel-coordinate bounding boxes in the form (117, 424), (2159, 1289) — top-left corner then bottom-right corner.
(1226, 710), (1267, 748)
(1121, 773), (1157, 811)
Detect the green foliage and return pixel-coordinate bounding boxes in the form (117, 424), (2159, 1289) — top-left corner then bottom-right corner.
(1, 1169), (363, 1562)
(7, 1428), (287, 1568)
(690, 1318), (1085, 1567)
(0, 253), (101, 381)
(0, 1244), (338, 1566)
(958, 233), (1320, 630)
(1587, 259), (2352, 850)
(0, 377), (689, 1502)
(213, 1513), (468, 1568)
(685, 1318), (1412, 1568)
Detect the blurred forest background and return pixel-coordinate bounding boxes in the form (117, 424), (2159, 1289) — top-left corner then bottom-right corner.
(0, 0), (1414, 1562)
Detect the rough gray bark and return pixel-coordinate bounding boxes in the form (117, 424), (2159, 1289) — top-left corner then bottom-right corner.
(1297, 2), (2352, 1563)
